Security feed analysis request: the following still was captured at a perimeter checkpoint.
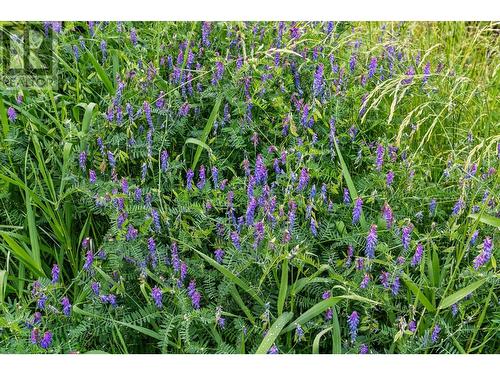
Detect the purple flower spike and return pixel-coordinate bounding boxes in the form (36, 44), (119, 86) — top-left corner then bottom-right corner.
(431, 324), (440, 343)
(40, 331), (52, 349)
(411, 243), (424, 266)
(61, 296), (71, 317)
(402, 225), (413, 252)
(214, 248), (224, 263)
(360, 273), (370, 289)
(7, 107), (17, 122)
(473, 236), (493, 269)
(365, 224), (378, 259)
(352, 197), (363, 225)
(347, 311), (360, 342)
(51, 264), (59, 284)
(186, 169), (194, 190)
(382, 202), (394, 229)
(151, 286), (163, 308)
(376, 144), (384, 171)
(297, 168), (309, 191)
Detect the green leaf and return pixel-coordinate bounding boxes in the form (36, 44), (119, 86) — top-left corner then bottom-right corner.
(73, 306), (163, 341)
(0, 98), (9, 139)
(331, 306), (341, 354)
(86, 51), (115, 95)
(438, 279), (487, 310)
(194, 249), (264, 306)
(312, 326), (333, 354)
(0, 232), (44, 277)
(283, 294), (379, 333)
(79, 102), (96, 151)
(190, 96), (221, 170)
(402, 275), (436, 312)
(0, 269), (7, 304)
(277, 259), (288, 316)
(255, 312), (293, 354)
(332, 138), (366, 227)
(468, 213), (500, 229)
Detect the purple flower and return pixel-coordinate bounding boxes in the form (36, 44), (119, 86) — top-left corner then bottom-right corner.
(345, 245), (354, 267)
(402, 66), (415, 85)
(347, 311), (360, 342)
(91, 281), (100, 296)
(83, 250), (94, 271)
(40, 331), (52, 349)
(201, 22), (211, 47)
(431, 324), (440, 343)
(365, 224), (378, 259)
(191, 289), (201, 309)
(291, 324), (303, 343)
(360, 344), (369, 354)
(79, 151), (87, 171)
(130, 28), (137, 45)
(360, 274), (370, 289)
(171, 242), (180, 272)
(356, 257), (364, 271)
(386, 170), (394, 187)
(288, 200), (297, 232)
(408, 321), (416, 332)
(61, 296), (71, 317)
(7, 107), (17, 122)
(343, 188), (351, 204)
(89, 169), (96, 184)
(473, 237), (493, 269)
(151, 286), (163, 308)
(107, 151), (116, 168)
(180, 262), (188, 283)
(451, 304), (458, 317)
(160, 150), (169, 172)
(254, 221), (265, 248)
(230, 231), (241, 250)
(402, 225), (413, 252)
(297, 168), (309, 191)
(452, 198), (465, 216)
(322, 291), (333, 320)
(379, 271), (390, 288)
(349, 53), (357, 72)
(100, 40), (107, 63)
(391, 276), (400, 296)
(51, 264), (59, 284)
(268, 344), (279, 354)
(313, 63), (324, 97)
(470, 230), (479, 246)
(246, 197), (257, 225)
(382, 202), (394, 229)
(178, 102), (190, 117)
(352, 197), (363, 225)
(214, 248), (224, 263)
(126, 225), (138, 241)
(429, 198), (437, 215)
(255, 154), (268, 184)
(411, 243), (424, 266)
(310, 217), (318, 237)
(422, 62), (431, 84)
(197, 165), (206, 189)
(30, 328), (39, 345)
(368, 57), (378, 78)
(37, 294), (47, 309)
(33, 311), (42, 325)
(186, 169), (194, 190)
(212, 61), (224, 85)
(376, 144), (385, 171)
(211, 166), (219, 189)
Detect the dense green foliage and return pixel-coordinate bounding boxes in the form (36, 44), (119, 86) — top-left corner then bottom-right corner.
(0, 21), (498, 354)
